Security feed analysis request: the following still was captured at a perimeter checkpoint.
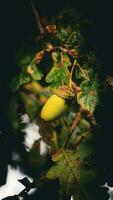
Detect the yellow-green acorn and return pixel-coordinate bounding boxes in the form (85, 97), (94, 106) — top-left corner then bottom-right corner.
(41, 94), (68, 121)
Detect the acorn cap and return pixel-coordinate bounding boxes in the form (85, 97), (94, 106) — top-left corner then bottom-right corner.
(54, 85), (75, 99)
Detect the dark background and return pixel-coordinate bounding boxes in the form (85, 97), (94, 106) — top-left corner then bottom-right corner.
(0, 0), (113, 198)
(1, 0), (113, 80)
(0, 0), (113, 89)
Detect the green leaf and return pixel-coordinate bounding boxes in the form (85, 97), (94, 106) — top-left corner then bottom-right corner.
(45, 52), (71, 90)
(18, 54), (34, 67)
(27, 63), (43, 81)
(52, 51), (71, 67)
(62, 53), (71, 67)
(10, 70), (31, 92)
(21, 92), (40, 120)
(56, 27), (71, 45)
(52, 52), (60, 66)
(45, 66), (70, 89)
(56, 26), (83, 49)
(47, 144), (97, 199)
(76, 65), (90, 80)
(15, 47), (35, 68)
(10, 63), (43, 92)
(45, 51), (71, 90)
(77, 76), (99, 113)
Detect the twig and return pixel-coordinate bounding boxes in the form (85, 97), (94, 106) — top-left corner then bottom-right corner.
(18, 176), (48, 198)
(86, 111), (97, 127)
(71, 81), (81, 93)
(60, 51), (63, 66)
(62, 107), (83, 148)
(69, 59), (77, 88)
(31, 0), (44, 34)
(46, 46), (77, 57)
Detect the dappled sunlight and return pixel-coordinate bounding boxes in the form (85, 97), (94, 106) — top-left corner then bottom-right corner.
(0, 165), (35, 199)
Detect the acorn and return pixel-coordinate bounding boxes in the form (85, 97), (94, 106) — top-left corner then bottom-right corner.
(41, 85), (75, 122)
(41, 94), (68, 121)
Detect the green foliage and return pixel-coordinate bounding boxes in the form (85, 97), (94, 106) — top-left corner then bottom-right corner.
(27, 63), (43, 80)
(10, 63), (43, 92)
(20, 92), (40, 120)
(7, 7), (106, 200)
(17, 53), (34, 68)
(45, 51), (71, 89)
(54, 9), (84, 50)
(47, 142), (97, 199)
(76, 66), (99, 113)
(45, 66), (70, 89)
(77, 77), (99, 113)
(76, 65), (90, 80)
(10, 70), (31, 92)
(52, 52), (71, 68)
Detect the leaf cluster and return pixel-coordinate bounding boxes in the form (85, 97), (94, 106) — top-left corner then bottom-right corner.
(6, 8), (109, 200)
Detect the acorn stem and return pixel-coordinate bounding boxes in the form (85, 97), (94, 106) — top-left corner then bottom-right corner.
(69, 59), (77, 88)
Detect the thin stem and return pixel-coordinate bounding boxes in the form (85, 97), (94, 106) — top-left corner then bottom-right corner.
(62, 107), (82, 149)
(69, 59), (77, 88)
(31, 0), (44, 34)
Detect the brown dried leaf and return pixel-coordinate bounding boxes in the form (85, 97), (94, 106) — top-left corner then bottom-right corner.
(45, 24), (57, 33)
(35, 50), (45, 64)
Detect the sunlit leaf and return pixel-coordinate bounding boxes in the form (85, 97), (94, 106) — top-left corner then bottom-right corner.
(27, 63), (43, 81)
(45, 66), (70, 89)
(51, 51), (71, 67)
(62, 53), (71, 67)
(77, 77), (99, 113)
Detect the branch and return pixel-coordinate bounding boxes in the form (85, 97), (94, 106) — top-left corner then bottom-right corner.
(62, 107), (83, 148)
(46, 45), (78, 57)
(31, 0), (44, 34)
(69, 59), (77, 88)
